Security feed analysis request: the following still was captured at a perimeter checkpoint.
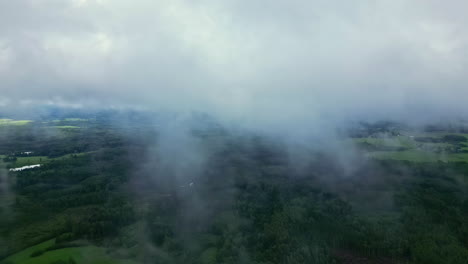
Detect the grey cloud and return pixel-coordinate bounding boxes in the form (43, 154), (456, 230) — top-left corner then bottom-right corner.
(1, 0), (468, 125)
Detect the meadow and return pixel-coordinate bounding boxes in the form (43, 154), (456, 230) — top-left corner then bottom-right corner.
(354, 132), (468, 162)
(3, 239), (138, 264)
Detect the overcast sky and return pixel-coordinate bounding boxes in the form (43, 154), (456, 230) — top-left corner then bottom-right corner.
(1, 0), (468, 124)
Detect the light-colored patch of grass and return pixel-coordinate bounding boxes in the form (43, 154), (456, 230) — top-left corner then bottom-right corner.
(368, 150), (468, 163)
(2, 239), (55, 264)
(427, 132), (468, 138)
(50, 118), (89, 123)
(13, 156), (49, 167)
(7, 152), (92, 167)
(353, 136), (417, 149)
(64, 118), (88, 122)
(368, 150), (439, 162)
(53, 126), (80, 129)
(446, 153), (468, 162)
(407, 132), (468, 140)
(417, 142), (452, 148)
(51, 152), (91, 161)
(0, 119), (32, 126)
(460, 143), (468, 151)
(3, 239), (139, 264)
(358, 132), (468, 162)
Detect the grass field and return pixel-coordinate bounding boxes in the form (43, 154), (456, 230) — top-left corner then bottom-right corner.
(51, 118), (89, 122)
(5, 152), (91, 168)
(0, 119), (32, 126)
(13, 156), (49, 167)
(354, 136), (417, 148)
(2, 239), (139, 264)
(64, 118), (89, 122)
(460, 142), (468, 151)
(356, 132), (468, 162)
(368, 150), (440, 162)
(53, 126), (80, 129)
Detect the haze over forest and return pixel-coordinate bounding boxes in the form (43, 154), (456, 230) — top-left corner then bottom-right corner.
(2, 1), (468, 264)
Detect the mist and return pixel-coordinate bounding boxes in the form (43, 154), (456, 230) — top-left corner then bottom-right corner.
(2, 2), (468, 262)
(1, 0), (468, 128)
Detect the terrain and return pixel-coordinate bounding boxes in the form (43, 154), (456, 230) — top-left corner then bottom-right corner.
(1, 111), (467, 264)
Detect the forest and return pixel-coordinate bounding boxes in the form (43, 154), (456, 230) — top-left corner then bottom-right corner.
(1, 111), (468, 264)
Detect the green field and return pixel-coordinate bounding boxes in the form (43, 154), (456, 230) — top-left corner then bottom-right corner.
(53, 126), (80, 129)
(368, 148), (468, 163)
(12, 156), (50, 167)
(354, 136), (417, 148)
(63, 118), (89, 122)
(0, 119), (32, 126)
(4, 152), (92, 168)
(356, 133), (468, 162)
(2, 239), (139, 264)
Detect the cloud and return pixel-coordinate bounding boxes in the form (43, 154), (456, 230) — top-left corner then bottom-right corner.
(1, 0), (468, 124)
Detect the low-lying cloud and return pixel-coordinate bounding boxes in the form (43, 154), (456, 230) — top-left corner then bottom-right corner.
(1, 0), (468, 125)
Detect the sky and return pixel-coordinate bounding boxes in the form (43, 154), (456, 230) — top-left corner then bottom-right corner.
(1, 0), (468, 125)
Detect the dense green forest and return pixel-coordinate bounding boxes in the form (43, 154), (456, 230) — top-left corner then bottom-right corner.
(1, 112), (468, 264)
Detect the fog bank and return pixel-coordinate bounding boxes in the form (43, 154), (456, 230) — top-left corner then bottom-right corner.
(1, 0), (468, 125)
